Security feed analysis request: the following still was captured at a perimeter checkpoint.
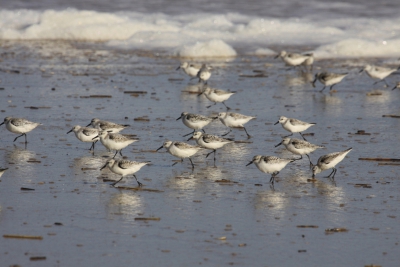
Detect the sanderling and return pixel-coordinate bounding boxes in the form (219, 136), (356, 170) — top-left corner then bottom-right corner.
(177, 112), (217, 137)
(200, 86), (235, 109)
(100, 158), (149, 187)
(197, 64), (212, 84)
(312, 148), (352, 180)
(246, 155), (295, 185)
(67, 125), (99, 151)
(302, 53), (314, 71)
(274, 116), (315, 141)
(188, 131), (234, 163)
(275, 51), (312, 68)
(177, 62), (201, 78)
(94, 131), (138, 158)
(312, 72), (348, 92)
(0, 168), (8, 178)
(275, 137), (324, 168)
(218, 112), (256, 138)
(156, 140), (203, 169)
(0, 117), (41, 143)
(360, 65), (399, 86)
(87, 118), (129, 133)
(392, 82), (400, 90)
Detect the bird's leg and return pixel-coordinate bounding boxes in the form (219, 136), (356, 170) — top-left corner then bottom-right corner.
(283, 133), (293, 138)
(112, 176), (124, 187)
(329, 84), (336, 91)
(189, 158), (195, 169)
(133, 174), (142, 187)
(183, 130), (195, 137)
(330, 168), (338, 180)
(299, 132), (307, 141)
(221, 128), (232, 136)
(305, 154), (313, 169)
(325, 168), (335, 178)
(205, 150), (215, 159)
(320, 86), (326, 92)
(13, 133), (25, 143)
(222, 102), (231, 110)
(243, 127), (251, 139)
(112, 151), (118, 159)
(206, 102), (216, 109)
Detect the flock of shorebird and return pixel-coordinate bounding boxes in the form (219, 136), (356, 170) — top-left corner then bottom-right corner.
(1, 50), (398, 187)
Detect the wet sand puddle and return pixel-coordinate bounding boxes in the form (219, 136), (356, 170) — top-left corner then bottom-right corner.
(0, 41), (399, 266)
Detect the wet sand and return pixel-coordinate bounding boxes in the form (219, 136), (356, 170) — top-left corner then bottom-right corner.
(0, 41), (400, 266)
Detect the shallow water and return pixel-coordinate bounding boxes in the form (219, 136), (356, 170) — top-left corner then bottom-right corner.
(0, 41), (400, 266)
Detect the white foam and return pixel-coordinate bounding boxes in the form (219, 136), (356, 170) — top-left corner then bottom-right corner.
(1, 8), (400, 58)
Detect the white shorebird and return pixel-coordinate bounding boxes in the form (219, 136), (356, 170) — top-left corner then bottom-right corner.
(189, 131), (234, 164)
(67, 125), (99, 151)
(94, 131), (138, 158)
(302, 53), (314, 71)
(275, 51), (313, 68)
(100, 158), (149, 187)
(176, 62), (201, 78)
(156, 140), (203, 169)
(176, 112), (217, 137)
(275, 137), (324, 168)
(312, 72), (348, 92)
(0, 168), (8, 178)
(360, 65), (399, 86)
(197, 64), (212, 84)
(0, 117), (41, 143)
(86, 118), (129, 133)
(218, 112), (256, 138)
(312, 148), (352, 180)
(392, 82), (400, 90)
(200, 86), (235, 109)
(246, 155), (295, 185)
(274, 116), (315, 141)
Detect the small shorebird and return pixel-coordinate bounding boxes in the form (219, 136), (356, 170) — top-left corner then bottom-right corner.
(156, 140), (203, 169)
(100, 158), (149, 187)
(67, 125), (99, 151)
(312, 72), (348, 92)
(176, 112), (216, 137)
(312, 148), (352, 180)
(200, 86), (235, 109)
(94, 131), (138, 158)
(197, 64), (212, 84)
(275, 51), (313, 68)
(360, 65), (399, 86)
(275, 137), (324, 168)
(87, 118), (129, 133)
(274, 116), (315, 141)
(189, 131), (234, 164)
(177, 62), (201, 78)
(218, 112), (256, 138)
(0, 117), (41, 143)
(246, 155), (295, 185)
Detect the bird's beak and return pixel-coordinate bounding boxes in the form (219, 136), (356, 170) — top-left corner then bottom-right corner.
(86, 122), (91, 127)
(100, 162), (108, 170)
(274, 121), (279, 125)
(275, 141), (282, 148)
(176, 66), (181, 70)
(246, 161), (254, 166)
(0, 122), (4, 126)
(274, 54), (279, 59)
(67, 129), (73, 134)
(176, 116), (182, 121)
(92, 135), (99, 140)
(359, 69), (364, 73)
(187, 136), (193, 141)
(156, 145), (164, 152)
(392, 86), (397, 91)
